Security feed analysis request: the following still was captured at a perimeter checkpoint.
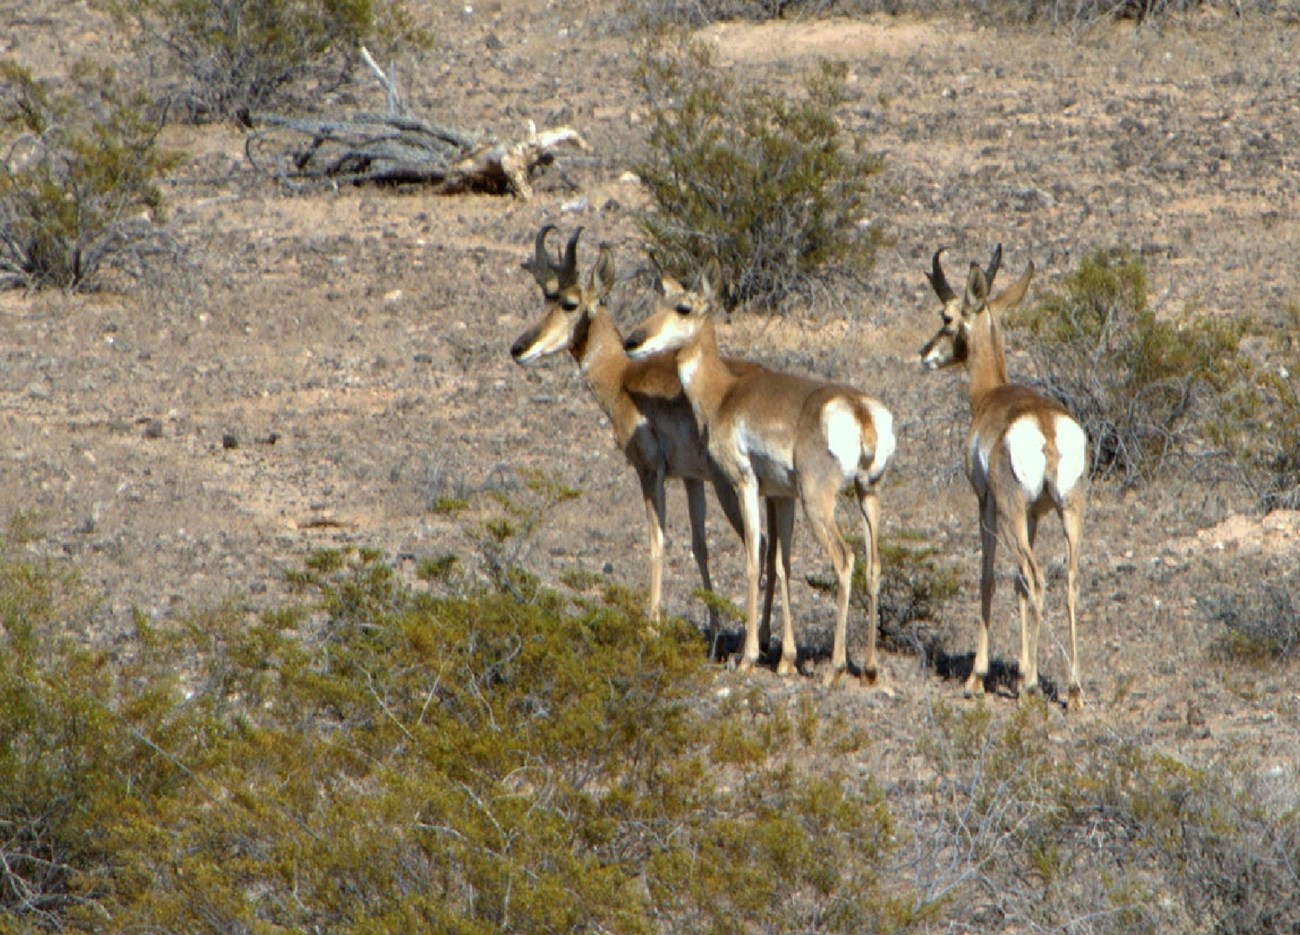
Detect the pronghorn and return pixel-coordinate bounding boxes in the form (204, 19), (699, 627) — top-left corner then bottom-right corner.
(510, 227), (774, 656)
(920, 245), (1087, 709)
(623, 258), (895, 684)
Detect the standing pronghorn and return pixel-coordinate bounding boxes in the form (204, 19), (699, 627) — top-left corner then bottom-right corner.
(623, 258), (895, 684)
(510, 227), (773, 656)
(920, 246), (1087, 709)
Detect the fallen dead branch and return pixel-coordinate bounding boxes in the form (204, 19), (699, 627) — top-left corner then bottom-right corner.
(244, 49), (587, 197)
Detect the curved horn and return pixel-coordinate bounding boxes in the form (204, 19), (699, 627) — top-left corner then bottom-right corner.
(984, 243), (1003, 289)
(926, 247), (956, 303)
(561, 227), (584, 279)
(534, 224), (557, 271)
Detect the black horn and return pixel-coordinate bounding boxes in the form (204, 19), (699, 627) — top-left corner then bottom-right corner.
(926, 247), (956, 303)
(984, 243), (1003, 289)
(561, 227), (584, 280)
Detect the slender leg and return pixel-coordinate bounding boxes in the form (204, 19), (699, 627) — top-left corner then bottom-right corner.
(856, 479), (882, 685)
(738, 477), (765, 671)
(1006, 505), (1044, 698)
(684, 478), (721, 658)
(639, 467), (667, 626)
(714, 471), (774, 655)
(969, 494), (998, 698)
(771, 499), (798, 677)
(1013, 510), (1040, 695)
(1060, 498), (1085, 710)
(804, 489), (853, 686)
(760, 497), (778, 654)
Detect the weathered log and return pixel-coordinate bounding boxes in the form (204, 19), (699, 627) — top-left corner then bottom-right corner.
(244, 45), (588, 195)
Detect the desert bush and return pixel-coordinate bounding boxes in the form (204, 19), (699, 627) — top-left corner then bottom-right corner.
(1009, 246), (1245, 485)
(0, 61), (182, 292)
(1206, 573), (1300, 665)
(102, 0), (430, 123)
(1209, 303), (1300, 511)
(633, 30), (883, 311)
(909, 703), (1300, 934)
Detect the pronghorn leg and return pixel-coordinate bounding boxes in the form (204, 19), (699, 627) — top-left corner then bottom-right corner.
(639, 468), (668, 628)
(760, 497), (778, 655)
(738, 478), (765, 672)
(1008, 506), (1045, 698)
(856, 478), (883, 685)
(970, 495), (998, 698)
(714, 471), (774, 656)
(804, 489), (853, 686)
(1061, 497), (1085, 710)
(771, 500), (798, 677)
(685, 478), (722, 660)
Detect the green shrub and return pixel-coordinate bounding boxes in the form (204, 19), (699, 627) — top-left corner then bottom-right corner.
(102, 0), (430, 123)
(1009, 247), (1245, 485)
(633, 30), (883, 311)
(0, 61), (182, 291)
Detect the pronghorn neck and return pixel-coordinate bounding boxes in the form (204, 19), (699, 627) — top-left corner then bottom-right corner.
(570, 306), (629, 413)
(966, 309), (1010, 414)
(676, 317), (733, 427)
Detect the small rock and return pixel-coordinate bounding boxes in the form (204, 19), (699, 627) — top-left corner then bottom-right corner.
(222, 434), (239, 450)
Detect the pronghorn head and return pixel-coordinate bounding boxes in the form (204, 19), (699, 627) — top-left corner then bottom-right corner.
(622, 257), (722, 360)
(919, 244), (1032, 370)
(511, 225), (615, 365)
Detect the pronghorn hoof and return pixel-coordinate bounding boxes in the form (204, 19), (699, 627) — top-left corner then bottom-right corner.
(1067, 686), (1084, 712)
(860, 666), (879, 687)
(737, 656), (759, 675)
(822, 667), (848, 688)
(776, 657), (798, 678)
(963, 676), (986, 699)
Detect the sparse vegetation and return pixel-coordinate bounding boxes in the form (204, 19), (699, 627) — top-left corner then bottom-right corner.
(0, 60), (182, 291)
(1210, 303), (1300, 511)
(1207, 574), (1300, 665)
(1009, 247), (1245, 485)
(628, 0), (1270, 29)
(2, 523), (1299, 934)
(633, 30), (883, 311)
(101, 0), (430, 123)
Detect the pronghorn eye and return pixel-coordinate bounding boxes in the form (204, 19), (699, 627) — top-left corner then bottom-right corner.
(560, 298), (580, 312)
(675, 303), (692, 315)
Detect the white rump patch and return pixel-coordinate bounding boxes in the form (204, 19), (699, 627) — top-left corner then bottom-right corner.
(1054, 416), (1088, 498)
(1005, 416), (1047, 499)
(822, 398), (862, 477)
(864, 400), (895, 481)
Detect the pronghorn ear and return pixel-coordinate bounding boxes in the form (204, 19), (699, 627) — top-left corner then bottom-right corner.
(696, 257), (723, 303)
(591, 245), (616, 301)
(964, 262), (989, 312)
(990, 260), (1034, 312)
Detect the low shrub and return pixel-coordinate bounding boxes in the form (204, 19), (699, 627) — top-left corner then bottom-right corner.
(0, 61), (182, 291)
(102, 0), (430, 123)
(1206, 574), (1300, 665)
(633, 29), (883, 311)
(1009, 246), (1245, 485)
(1209, 303), (1300, 511)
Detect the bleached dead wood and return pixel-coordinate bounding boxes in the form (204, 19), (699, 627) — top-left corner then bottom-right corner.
(245, 67), (588, 197)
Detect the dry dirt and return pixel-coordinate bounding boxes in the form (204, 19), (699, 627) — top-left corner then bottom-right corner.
(3, 2), (1299, 785)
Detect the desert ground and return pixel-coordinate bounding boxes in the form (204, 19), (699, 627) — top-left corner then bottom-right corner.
(3, 0), (1299, 818)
